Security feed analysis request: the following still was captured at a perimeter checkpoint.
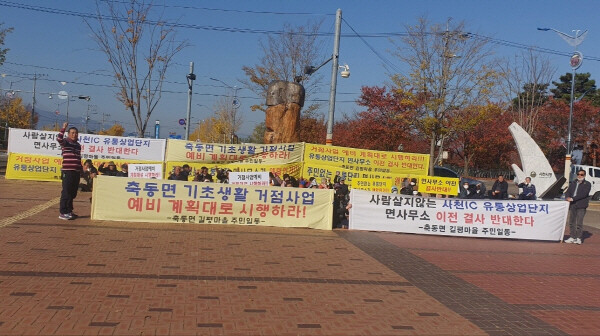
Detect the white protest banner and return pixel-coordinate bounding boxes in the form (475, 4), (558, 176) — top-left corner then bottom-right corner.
(349, 189), (568, 241)
(229, 172), (270, 186)
(128, 164), (163, 179)
(7, 128), (166, 161)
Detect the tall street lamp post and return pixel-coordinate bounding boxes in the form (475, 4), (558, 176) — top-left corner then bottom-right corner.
(303, 9), (349, 146)
(538, 27), (587, 181)
(185, 62), (196, 140)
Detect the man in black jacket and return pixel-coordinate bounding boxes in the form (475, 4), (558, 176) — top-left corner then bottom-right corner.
(488, 174), (508, 199)
(564, 169), (592, 244)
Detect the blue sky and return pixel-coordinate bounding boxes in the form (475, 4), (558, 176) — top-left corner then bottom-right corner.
(1, 0), (600, 138)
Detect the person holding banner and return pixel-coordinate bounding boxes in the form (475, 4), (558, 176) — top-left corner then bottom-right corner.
(57, 122), (83, 220)
(564, 169), (592, 245)
(80, 159), (98, 192)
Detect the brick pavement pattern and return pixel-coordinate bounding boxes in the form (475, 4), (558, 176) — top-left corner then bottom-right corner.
(0, 179), (599, 335)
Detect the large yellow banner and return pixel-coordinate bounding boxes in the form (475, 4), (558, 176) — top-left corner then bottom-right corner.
(165, 162), (304, 181)
(304, 144), (429, 176)
(165, 140), (304, 164)
(416, 175), (459, 196)
(91, 176), (334, 230)
(303, 162), (420, 188)
(5, 153), (164, 182)
(5, 153), (63, 181)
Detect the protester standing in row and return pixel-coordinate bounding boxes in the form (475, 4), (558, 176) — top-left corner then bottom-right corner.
(57, 122), (82, 220)
(565, 169), (592, 245)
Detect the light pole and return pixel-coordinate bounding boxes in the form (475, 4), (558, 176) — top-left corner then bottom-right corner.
(84, 104), (97, 133)
(303, 9), (349, 146)
(185, 62), (196, 140)
(101, 113), (111, 131)
(48, 92), (91, 124)
(209, 77), (240, 144)
(538, 27), (587, 181)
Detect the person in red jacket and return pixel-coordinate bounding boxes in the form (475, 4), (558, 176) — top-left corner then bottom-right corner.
(57, 122), (83, 220)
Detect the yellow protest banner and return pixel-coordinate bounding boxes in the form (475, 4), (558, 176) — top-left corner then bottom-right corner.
(165, 140), (304, 164)
(304, 143), (429, 176)
(5, 153), (62, 182)
(416, 175), (459, 196)
(303, 162), (417, 188)
(5, 153), (165, 182)
(91, 176), (334, 230)
(352, 178), (392, 193)
(165, 162), (304, 181)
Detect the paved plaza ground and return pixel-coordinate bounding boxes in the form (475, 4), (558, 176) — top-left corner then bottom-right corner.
(1, 178), (600, 335)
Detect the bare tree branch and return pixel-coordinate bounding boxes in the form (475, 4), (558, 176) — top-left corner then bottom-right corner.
(85, 0), (187, 137)
(499, 50), (556, 134)
(240, 21), (325, 113)
(391, 18), (500, 174)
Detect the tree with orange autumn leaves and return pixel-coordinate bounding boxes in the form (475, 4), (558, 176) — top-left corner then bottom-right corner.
(445, 103), (514, 175)
(338, 83), (600, 174)
(333, 86), (427, 153)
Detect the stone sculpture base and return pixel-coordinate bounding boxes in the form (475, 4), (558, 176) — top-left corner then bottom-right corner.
(264, 103), (301, 143)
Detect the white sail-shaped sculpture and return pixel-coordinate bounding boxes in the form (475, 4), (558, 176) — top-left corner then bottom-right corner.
(509, 122), (557, 196)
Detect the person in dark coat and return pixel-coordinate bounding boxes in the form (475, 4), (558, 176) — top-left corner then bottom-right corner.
(180, 164), (192, 181)
(117, 163), (128, 177)
(400, 178), (415, 195)
(564, 169), (592, 244)
(459, 181), (473, 199)
(488, 174), (508, 199)
(80, 159), (98, 192)
(98, 161), (120, 176)
(470, 183), (486, 199)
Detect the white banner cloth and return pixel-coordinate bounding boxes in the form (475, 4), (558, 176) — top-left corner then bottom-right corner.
(229, 172), (270, 186)
(349, 189), (568, 241)
(128, 164), (163, 179)
(8, 128), (166, 161)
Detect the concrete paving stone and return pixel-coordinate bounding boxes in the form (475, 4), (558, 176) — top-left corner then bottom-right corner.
(3, 179), (600, 334)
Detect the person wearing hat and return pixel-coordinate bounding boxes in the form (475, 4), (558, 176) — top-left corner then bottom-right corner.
(338, 177), (349, 196)
(391, 185), (399, 194)
(98, 161), (120, 176)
